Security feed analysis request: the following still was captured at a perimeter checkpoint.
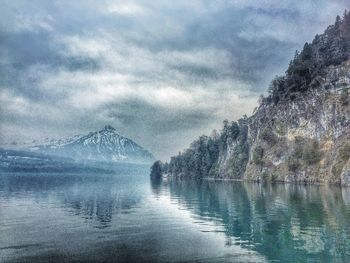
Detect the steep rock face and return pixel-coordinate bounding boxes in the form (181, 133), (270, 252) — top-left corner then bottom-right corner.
(341, 160), (350, 185)
(245, 62), (350, 185)
(31, 125), (155, 163)
(214, 123), (249, 179)
(160, 63), (349, 185)
(158, 13), (350, 186)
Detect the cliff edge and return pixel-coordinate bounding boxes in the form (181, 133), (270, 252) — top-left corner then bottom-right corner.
(154, 12), (350, 186)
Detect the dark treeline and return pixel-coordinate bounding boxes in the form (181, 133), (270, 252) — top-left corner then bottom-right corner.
(266, 11), (350, 104)
(154, 117), (249, 179)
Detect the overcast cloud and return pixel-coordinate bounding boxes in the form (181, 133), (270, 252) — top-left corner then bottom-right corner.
(0, 0), (349, 159)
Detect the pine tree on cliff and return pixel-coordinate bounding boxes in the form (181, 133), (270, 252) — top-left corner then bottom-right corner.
(268, 11), (350, 104)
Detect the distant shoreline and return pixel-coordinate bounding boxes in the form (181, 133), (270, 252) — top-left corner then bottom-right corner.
(203, 177), (244, 182)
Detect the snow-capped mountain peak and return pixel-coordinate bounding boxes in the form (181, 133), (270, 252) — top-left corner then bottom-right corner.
(28, 126), (155, 163)
(103, 125), (116, 131)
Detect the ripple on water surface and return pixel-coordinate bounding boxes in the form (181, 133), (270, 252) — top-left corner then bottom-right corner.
(0, 173), (350, 262)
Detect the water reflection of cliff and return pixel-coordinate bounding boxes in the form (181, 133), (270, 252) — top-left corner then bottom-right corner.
(0, 173), (144, 228)
(152, 179), (350, 262)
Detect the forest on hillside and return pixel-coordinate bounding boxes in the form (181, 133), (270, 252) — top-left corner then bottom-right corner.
(152, 11), (350, 180)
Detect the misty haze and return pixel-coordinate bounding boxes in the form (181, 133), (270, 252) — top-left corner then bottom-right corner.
(1, 1), (350, 263)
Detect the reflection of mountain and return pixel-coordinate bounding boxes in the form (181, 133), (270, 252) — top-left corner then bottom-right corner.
(152, 179), (350, 262)
(0, 173), (145, 227)
(62, 180), (142, 228)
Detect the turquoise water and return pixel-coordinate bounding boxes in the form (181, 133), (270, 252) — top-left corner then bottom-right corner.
(0, 171), (350, 262)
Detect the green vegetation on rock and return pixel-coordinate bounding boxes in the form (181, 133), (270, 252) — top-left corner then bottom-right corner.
(253, 146), (264, 166)
(302, 141), (323, 165)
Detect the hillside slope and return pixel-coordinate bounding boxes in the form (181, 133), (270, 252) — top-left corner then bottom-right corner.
(155, 12), (350, 186)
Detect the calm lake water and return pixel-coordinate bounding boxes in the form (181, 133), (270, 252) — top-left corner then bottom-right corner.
(1, 168), (350, 263)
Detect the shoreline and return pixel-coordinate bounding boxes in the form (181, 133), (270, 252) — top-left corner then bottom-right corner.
(162, 174), (349, 188)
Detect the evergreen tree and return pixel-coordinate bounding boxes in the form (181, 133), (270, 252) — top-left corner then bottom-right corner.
(150, 161), (163, 178)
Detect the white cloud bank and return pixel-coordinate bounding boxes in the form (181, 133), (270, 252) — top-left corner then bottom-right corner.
(0, 0), (348, 158)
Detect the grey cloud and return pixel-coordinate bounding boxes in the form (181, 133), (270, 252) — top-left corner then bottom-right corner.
(106, 99), (216, 135)
(0, 0), (349, 159)
(103, 99), (220, 158)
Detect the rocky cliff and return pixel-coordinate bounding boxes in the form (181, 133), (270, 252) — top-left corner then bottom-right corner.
(245, 61), (350, 185)
(156, 13), (350, 186)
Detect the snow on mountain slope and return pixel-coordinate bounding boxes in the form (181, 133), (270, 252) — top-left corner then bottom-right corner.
(30, 125), (155, 163)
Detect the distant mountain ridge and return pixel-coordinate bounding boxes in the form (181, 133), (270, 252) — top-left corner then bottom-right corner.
(30, 125), (155, 164)
(0, 148), (113, 173)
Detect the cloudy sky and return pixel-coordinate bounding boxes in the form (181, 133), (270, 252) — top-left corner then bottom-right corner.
(0, 0), (349, 159)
